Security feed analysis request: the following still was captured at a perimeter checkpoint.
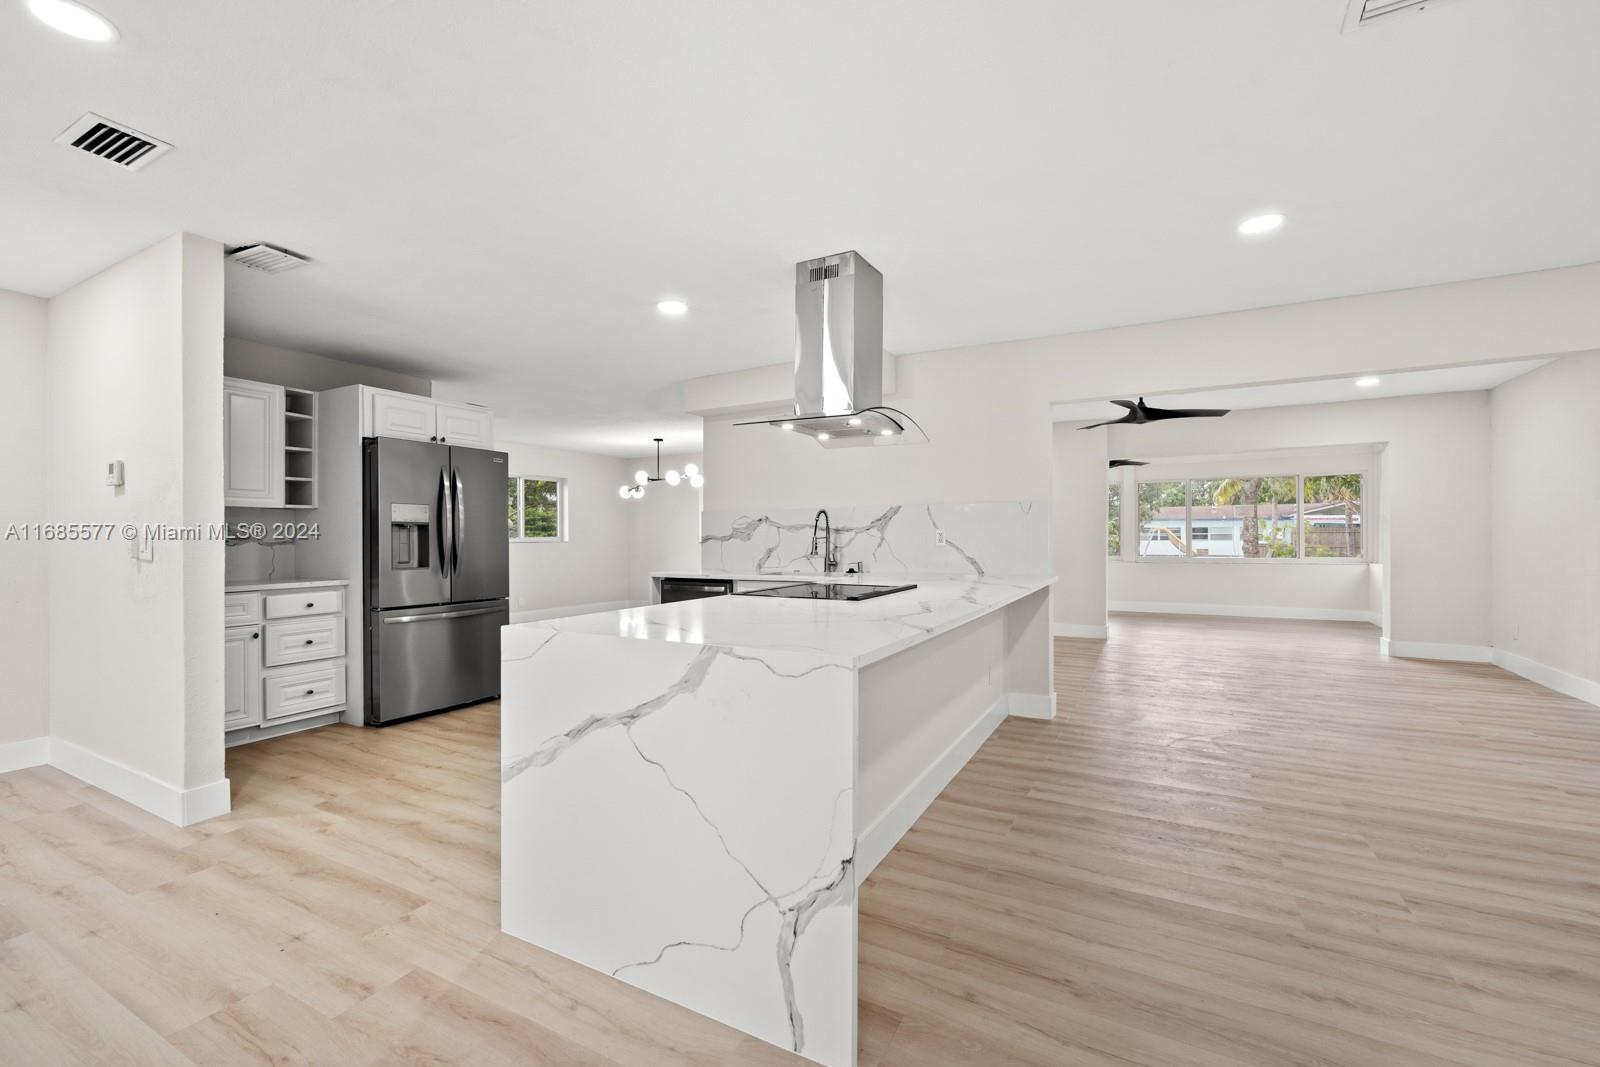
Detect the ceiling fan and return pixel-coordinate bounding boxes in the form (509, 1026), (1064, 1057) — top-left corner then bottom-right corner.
(1080, 397), (1230, 430)
(1108, 459), (1148, 469)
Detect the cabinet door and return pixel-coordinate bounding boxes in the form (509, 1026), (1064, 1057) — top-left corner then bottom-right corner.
(224, 625), (263, 731)
(223, 378), (285, 506)
(435, 403), (493, 448)
(370, 391), (437, 442)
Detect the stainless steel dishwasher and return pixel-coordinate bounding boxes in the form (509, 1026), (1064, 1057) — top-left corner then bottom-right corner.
(657, 577), (734, 603)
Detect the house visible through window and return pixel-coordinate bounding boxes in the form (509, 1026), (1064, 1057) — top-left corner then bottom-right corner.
(507, 476), (566, 541)
(1132, 473), (1363, 561)
(1137, 481), (1188, 558)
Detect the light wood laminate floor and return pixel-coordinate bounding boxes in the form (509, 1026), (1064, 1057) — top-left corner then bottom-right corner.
(3, 614), (1599, 1065)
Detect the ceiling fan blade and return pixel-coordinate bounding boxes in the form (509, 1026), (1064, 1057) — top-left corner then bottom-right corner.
(1079, 413), (1135, 430)
(1109, 399), (1137, 409)
(1143, 406), (1231, 420)
(1108, 459), (1148, 468)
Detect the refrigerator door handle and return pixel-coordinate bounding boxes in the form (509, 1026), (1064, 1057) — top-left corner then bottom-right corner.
(382, 605), (504, 624)
(438, 467), (453, 580)
(453, 467), (465, 577)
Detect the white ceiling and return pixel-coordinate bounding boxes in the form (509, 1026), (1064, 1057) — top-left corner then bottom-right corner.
(3, 1), (1599, 455)
(1050, 358), (1551, 424)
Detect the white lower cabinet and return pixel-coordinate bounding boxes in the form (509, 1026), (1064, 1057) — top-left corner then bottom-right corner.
(224, 625), (263, 731)
(224, 582), (349, 745)
(263, 661), (347, 722)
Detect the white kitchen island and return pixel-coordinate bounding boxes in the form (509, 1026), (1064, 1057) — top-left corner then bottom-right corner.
(500, 574), (1053, 1067)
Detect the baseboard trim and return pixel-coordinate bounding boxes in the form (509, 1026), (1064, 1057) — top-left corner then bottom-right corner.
(1111, 600), (1380, 625)
(510, 599), (643, 624)
(1052, 623), (1108, 639)
(49, 738), (231, 827)
(226, 710), (343, 747)
(1381, 638), (1492, 663)
(1006, 690), (1057, 720)
(855, 696), (1006, 884)
(1492, 649), (1600, 708)
(0, 736), (50, 774)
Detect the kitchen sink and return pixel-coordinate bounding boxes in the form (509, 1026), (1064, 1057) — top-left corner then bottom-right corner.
(735, 581), (917, 602)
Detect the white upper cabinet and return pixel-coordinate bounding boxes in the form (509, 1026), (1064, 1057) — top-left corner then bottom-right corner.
(435, 403), (493, 447)
(360, 386), (493, 448)
(223, 378), (285, 507)
(369, 391), (437, 442)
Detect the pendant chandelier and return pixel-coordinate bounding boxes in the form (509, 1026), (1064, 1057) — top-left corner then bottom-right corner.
(619, 438), (703, 500)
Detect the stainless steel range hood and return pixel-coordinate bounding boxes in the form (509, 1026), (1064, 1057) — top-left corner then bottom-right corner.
(735, 251), (926, 447)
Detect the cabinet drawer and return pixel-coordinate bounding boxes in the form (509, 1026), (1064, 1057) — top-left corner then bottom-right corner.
(224, 592), (262, 626)
(263, 616), (346, 666)
(264, 588), (344, 619)
(262, 660), (346, 722)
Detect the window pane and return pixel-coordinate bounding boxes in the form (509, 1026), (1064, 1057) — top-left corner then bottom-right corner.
(1107, 484), (1121, 557)
(1303, 473), (1362, 558)
(1137, 481), (1187, 557)
(1202, 476), (1298, 559)
(521, 478), (560, 539)
(507, 477), (519, 538)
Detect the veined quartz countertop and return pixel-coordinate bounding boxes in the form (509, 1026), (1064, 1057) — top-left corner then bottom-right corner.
(515, 573), (1054, 668)
(224, 577), (349, 592)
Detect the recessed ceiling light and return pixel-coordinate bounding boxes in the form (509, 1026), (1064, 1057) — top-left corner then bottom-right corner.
(817, 432), (831, 441)
(1237, 212), (1286, 237)
(656, 299), (687, 317)
(27, 0), (117, 41)
(779, 422), (794, 431)
(879, 429), (894, 436)
(1355, 376), (1381, 388)
(847, 417), (862, 426)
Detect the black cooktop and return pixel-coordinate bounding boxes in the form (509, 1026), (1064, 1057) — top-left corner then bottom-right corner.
(736, 581), (917, 602)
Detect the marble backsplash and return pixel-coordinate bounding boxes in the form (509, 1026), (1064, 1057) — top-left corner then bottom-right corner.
(700, 500), (1048, 578)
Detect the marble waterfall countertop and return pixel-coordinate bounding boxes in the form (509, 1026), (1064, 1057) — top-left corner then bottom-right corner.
(502, 571), (1056, 1064)
(519, 573), (1055, 668)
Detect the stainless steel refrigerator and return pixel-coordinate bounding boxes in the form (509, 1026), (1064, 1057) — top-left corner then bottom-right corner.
(363, 437), (510, 725)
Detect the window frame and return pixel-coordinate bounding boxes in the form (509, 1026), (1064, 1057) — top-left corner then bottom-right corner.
(1106, 482), (1122, 558)
(1124, 468), (1369, 565)
(508, 474), (568, 543)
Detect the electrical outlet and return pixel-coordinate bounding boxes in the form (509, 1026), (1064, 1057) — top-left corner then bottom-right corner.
(934, 529), (946, 546)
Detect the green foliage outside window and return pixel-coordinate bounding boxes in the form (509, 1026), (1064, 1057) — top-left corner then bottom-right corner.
(1107, 484), (1121, 557)
(507, 477), (563, 540)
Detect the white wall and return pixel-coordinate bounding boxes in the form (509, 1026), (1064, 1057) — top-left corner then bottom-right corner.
(224, 336), (431, 395)
(1089, 393), (1491, 647)
(1490, 352), (1600, 693)
(694, 263), (1600, 520)
(45, 234), (228, 818)
(503, 441), (635, 617)
(625, 451), (702, 601)
(1050, 424), (1108, 634)
(0, 290), (48, 756)
(691, 267), (1587, 648)
(1090, 441), (1380, 622)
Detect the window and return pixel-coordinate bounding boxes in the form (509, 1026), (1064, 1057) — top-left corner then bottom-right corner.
(507, 476), (566, 541)
(1211, 476), (1297, 559)
(1138, 480), (1188, 558)
(1302, 473), (1362, 558)
(1107, 484), (1121, 557)
(1133, 472), (1364, 561)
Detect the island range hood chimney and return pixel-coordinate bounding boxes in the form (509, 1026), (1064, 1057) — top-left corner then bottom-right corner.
(736, 251), (926, 447)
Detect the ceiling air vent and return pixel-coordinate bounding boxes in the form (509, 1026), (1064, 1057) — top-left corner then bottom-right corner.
(226, 244), (311, 274)
(54, 113), (172, 170)
(1344, 0), (1442, 31)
